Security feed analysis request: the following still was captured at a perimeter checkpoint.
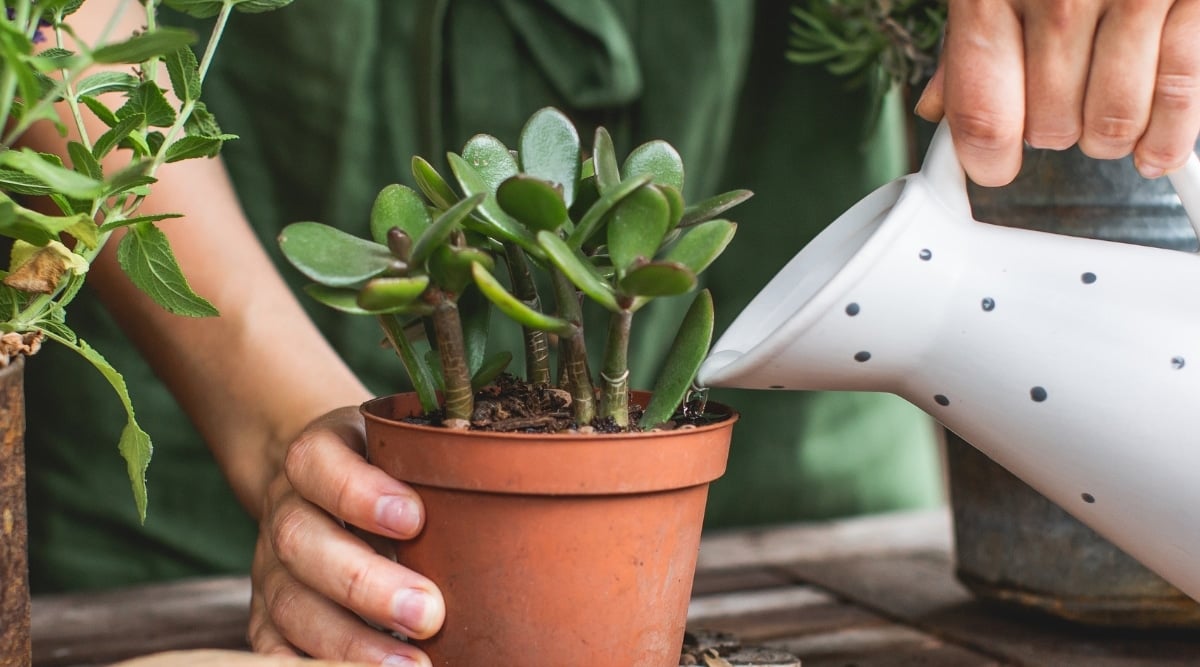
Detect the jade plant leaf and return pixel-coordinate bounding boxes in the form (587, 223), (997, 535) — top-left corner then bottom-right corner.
(657, 184), (685, 228)
(305, 282), (431, 316)
(607, 184), (671, 274)
(660, 219), (737, 274)
(641, 289), (714, 429)
(496, 175), (568, 232)
(592, 126), (621, 194)
(622, 139), (684, 192)
(410, 193), (485, 266)
(459, 285), (491, 377)
(447, 153), (538, 252)
(411, 156), (460, 210)
(537, 230), (619, 312)
(471, 262), (577, 337)
(519, 107), (581, 207)
(356, 275), (431, 311)
(679, 189), (754, 227)
(279, 222), (395, 288)
(370, 184), (430, 245)
(566, 173), (652, 249)
(618, 260), (696, 298)
(428, 245), (495, 296)
(462, 134), (518, 192)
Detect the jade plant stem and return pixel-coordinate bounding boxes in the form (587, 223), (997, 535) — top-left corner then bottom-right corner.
(502, 243), (552, 385)
(598, 308), (632, 427)
(428, 289), (473, 424)
(550, 269), (595, 424)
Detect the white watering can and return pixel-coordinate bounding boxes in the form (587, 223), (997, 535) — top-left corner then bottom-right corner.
(698, 121), (1200, 603)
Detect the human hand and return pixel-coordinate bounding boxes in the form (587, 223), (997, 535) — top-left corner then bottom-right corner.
(915, 0), (1200, 186)
(246, 406), (443, 666)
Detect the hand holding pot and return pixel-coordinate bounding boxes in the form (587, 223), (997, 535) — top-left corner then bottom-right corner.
(916, 0), (1200, 186)
(247, 406), (444, 666)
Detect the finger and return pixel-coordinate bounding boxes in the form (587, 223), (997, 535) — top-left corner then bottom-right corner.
(914, 59), (946, 121)
(285, 407), (424, 539)
(1135, 0), (1200, 177)
(268, 485), (445, 640)
(260, 553), (432, 666)
(942, 0), (1026, 186)
(248, 538), (302, 657)
(1022, 1), (1102, 149)
(1079, 0), (1171, 158)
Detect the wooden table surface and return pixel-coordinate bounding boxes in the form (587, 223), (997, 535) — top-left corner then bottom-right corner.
(32, 509), (1200, 666)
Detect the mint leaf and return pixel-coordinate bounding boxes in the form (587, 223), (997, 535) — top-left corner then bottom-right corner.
(92, 27), (195, 64)
(116, 82), (176, 128)
(116, 222), (219, 317)
(165, 46), (201, 103)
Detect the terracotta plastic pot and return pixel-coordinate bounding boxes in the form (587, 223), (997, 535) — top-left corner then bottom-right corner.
(361, 391), (736, 667)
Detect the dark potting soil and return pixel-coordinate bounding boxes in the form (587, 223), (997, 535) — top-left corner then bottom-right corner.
(404, 373), (725, 433)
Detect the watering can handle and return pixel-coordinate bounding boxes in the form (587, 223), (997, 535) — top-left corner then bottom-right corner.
(920, 120), (1200, 246)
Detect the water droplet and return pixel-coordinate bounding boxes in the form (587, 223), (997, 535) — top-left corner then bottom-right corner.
(682, 384), (710, 419)
(1082, 493), (1095, 504)
(934, 394), (950, 406)
(1081, 272), (1097, 284)
(919, 249), (933, 261)
(845, 302), (861, 316)
(1030, 386), (1048, 402)
(981, 297), (995, 312)
(854, 351), (871, 362)
(1172, 356), (1186, 370)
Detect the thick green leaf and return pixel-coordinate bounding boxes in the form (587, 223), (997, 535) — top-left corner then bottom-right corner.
(410, 193), (485, 266)
(518, 107), (580, 206)
(641, 289), (714, 429)
(471, 351), (512, 391)
(116, 82), (176, 128)
(537, 230), (619, 312)
(165, 46), (201, 103)
(566, 172), (652, 249)
(370, 184), (430, 245)
(592, 126), (621, 194)
(461, 134), (518, 193)
(303, 283), (429, 316)
(411, 156), (459, 210)
(471, 262), (577, 336)
(428, 245), (494, 296)
(278, 222), (395, 288)
(459, 285), (490, 376)
(496, 175), (568, 232)
(234, 0), (296, 13)
(658, 184), (684, 228)
(0, 149), (103, 199)
(622, 140), (685, 192)
(679, 189), (753, 227)
(378, 313), (439, 411)
(618, 261), (696, 298)
(92, 27), (195, 64)
(117, 223), (218, 317)
(607, 184), (671, 273)
(660, 219), (737, 274)
(75, 71), (140, 98)
(447, 152), (538, 251)
(63, 337), (153, 522)
(356, 275), (431, 311)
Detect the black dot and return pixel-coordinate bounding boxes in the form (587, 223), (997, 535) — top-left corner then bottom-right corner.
(1172, 356), (1186, 370)
(1030, 386), (1048, 402)
(934, 394), (950, 406)
(845, 302), (861, 316)
(769, 385), (784, 389)
(854, 351), (871, 362)
(1081, 272), (1097, 284)
(981, 297), (995, 312)
(1082, 493), (1095, 504)
(919, 248), (933, 261)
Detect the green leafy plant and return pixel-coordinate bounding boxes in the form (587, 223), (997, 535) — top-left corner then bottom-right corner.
(0, 0), (292, 519)
(280, 107), (749, 432)
(787, 0), (947, 95)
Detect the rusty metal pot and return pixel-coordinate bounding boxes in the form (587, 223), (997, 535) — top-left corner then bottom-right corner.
(0, 356), (29, 666)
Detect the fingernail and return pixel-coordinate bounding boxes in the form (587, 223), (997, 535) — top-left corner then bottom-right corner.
(391, 588), (436, 634)
(382, 656), (417, 667)
(375, 495), (421, 536)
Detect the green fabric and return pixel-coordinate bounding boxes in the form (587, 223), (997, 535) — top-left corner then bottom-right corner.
(25, 0), (941, 594)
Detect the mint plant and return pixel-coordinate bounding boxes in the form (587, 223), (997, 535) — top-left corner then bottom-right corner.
(0, 0), (292, 519)
(280, 107), (749, 432)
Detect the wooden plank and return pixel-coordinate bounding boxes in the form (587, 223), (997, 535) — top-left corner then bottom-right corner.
(770, 625), (1003, 667)
(696, 509), (953, 571)
(32, 576), (250, 667)
(785, 552), (1200, 666)
(692, 567), (792, 596)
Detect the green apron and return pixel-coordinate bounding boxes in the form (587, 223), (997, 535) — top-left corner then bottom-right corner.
(25, 0), (941, 593)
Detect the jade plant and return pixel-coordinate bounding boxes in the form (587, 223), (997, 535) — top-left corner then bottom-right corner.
(279, 107), (749, 431)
